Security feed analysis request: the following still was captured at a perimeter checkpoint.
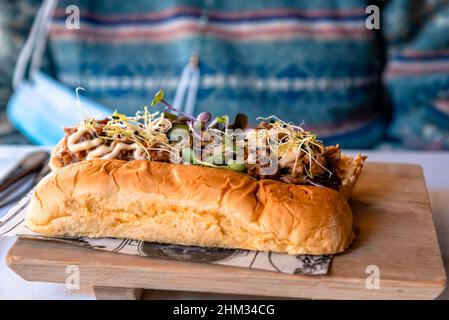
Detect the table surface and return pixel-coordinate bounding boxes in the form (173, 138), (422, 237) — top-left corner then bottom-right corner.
(1, 145), (448, 300)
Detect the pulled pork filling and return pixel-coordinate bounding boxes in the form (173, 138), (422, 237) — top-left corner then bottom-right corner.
(54, 112), (343, 190)
(242, 123), (341, 189)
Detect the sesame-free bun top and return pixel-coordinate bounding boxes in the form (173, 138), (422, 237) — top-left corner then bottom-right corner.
(26, 155), (364, 255)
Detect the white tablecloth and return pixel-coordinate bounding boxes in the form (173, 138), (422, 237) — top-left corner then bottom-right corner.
(1, 146), (448, 299)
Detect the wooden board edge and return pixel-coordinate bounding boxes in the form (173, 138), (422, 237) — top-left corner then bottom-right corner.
(410, 163), (447, 289)
(7, 261), (445, 300)
(6, 238), (446, 300)
(4, 162), (447, 300)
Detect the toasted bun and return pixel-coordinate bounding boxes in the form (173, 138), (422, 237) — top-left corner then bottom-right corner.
(25, 157), (363, 255)
(339, 154), (366, 201)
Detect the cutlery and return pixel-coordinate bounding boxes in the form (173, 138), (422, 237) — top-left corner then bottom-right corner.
(0, 151), (50, 208)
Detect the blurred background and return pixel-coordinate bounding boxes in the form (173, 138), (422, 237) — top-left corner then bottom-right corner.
(2, 1), (449, 300)
(1, 0), (449, 149)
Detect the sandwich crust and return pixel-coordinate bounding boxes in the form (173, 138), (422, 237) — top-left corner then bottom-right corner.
(25, 158), (363, 255)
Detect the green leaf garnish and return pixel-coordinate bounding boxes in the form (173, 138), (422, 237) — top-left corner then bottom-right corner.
(216, 115), (229, 124)
(151, 89), (164, 107)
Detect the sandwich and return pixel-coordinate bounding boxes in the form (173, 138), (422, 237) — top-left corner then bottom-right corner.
(25, 90), (365, 255)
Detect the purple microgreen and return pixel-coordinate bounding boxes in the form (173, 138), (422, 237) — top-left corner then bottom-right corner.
(197, 111), (211, 123)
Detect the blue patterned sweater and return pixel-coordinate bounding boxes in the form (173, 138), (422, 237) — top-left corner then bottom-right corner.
(3, 0), (449, 149)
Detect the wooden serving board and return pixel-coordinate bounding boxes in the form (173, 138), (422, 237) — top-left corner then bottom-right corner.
(5, 162), (446, 299)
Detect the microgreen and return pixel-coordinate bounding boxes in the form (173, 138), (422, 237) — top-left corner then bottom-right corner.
(81, 107), (180, 161)
(151, 89), (165, 107)
(151, 89), (195, 121)
(255, 115), (332, 179)
(216, 115), (228, 124)
(77, 90), (334, 180)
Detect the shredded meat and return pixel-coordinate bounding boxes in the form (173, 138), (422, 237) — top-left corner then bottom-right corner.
(257, 121), (273, 130)
(56, 121), (343, 190)
(279, 174), (306, 185)
(324, 145), (341, 169)
(242, 145), (342, 190)
(116, 150), (135, 161)
(149, 145), (171, 162)
(57, 128), (173, 165)
(59, 136), (77, 166)
(60, 127), (94, 164)
(246, 163), (280, 180)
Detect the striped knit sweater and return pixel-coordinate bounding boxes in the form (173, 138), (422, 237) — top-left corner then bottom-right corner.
(3, 0), (449, 149)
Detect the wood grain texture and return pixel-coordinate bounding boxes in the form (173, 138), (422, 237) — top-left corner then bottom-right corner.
(5, 162), (446, 299)
(93, 286), (143, 300)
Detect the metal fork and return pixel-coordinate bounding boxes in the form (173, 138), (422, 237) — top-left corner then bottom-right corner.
(0, 151), (50, 208)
